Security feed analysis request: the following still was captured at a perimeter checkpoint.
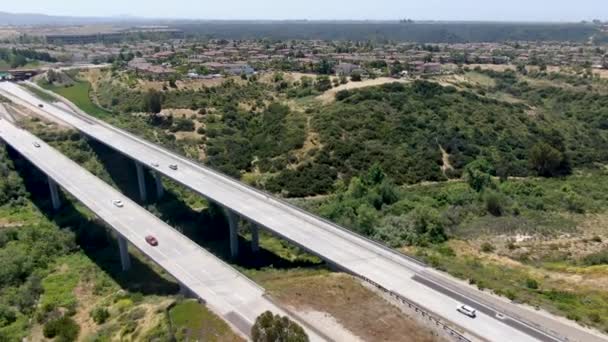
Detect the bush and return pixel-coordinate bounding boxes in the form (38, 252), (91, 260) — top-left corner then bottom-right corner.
(251, 311), (308, 342)
(480, 242), (495, 253)
(43, 316), (80, 342)
(0, 305), (16, 328)
(525, 278), (539, 290)
(90, 307), (110, 325)
(582, 250), (608, 266)
(484, 190), (506, 216)
(528, 142), (567, 177)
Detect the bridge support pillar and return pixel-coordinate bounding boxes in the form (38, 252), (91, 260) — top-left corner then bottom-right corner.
(118, 235), (131, 271)
(179, 283), (191, 297)
(48, 176), (61, 211)
(153, 171), (164, 199)
(226, 209), (239, 259)
(135, 161), (147, 202)
(251, 224), (259, 253)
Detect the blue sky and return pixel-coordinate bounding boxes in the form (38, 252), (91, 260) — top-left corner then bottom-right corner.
(4, 0), (607, 21)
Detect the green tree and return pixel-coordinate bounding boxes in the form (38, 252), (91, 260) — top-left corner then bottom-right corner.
(528, 142), (564, 177)
(315, 76), (332, 92)
(351, 72), (362, 82)
(464, 158), (494, 192)
(43, 316), (79, 342)
(251, 311), (308, 342)
(143, 89), (162, 114)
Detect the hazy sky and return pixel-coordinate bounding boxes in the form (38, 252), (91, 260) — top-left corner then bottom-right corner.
(3, 0), (608, 21)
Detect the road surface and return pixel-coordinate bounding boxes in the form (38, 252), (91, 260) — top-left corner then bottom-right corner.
(2, 81), (606, 342)
(0, 118), (326, 342)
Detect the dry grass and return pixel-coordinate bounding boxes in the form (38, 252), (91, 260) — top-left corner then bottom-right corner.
(316, 77), (407, 104)
(264, 272), (442, 342)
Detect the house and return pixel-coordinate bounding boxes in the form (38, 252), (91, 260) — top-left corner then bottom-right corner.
(202, 62), (255, 76)
(128, 58), (175, 79)
(335, 62), (362, 76)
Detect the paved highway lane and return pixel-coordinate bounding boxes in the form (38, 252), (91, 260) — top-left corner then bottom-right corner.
(3, 81), (607, 342)
(0, 118), (326, 342)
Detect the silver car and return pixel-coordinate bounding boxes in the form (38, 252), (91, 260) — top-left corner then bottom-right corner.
(457, 304), (477, 318)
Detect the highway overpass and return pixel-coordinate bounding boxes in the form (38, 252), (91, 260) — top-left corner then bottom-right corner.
(0, 118), (326, 342)
(2, 81), (607, 342)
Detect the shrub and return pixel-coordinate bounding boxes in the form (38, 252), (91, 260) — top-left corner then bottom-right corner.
(525, 278), (539, 290)
(43, 316), (79, 342)
(484, 190), (506, 216)
(480, 242), (495, 253)
(582, 250), (608, 266)
(0, 305), (16, 328)
(251, 311), (308, 342)
(528, 142), (568, 177)
(90, 307), (110, 325)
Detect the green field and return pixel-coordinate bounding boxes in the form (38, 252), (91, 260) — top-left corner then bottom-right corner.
(169, 300), (242, 341)
(42, 81), (112, 119)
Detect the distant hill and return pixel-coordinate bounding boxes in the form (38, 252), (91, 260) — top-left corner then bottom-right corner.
(0, 11), (150, 26)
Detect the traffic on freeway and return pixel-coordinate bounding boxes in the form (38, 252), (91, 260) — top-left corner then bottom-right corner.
(0, 118), (326, 342)
(1, 81), (606, 342)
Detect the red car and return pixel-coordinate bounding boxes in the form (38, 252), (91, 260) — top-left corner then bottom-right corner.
(145, 235), (158, 246)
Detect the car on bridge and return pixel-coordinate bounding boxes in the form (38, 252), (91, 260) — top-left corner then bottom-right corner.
(169, 164), (178, 170)
(457, 304), (477, 318)
(112, 199), (124, 208)
(145, 235), (158, 246)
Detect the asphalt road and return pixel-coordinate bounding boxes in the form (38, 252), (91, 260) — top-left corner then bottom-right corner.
(0, 118), (326, 342)
(2, 81), (607, 342)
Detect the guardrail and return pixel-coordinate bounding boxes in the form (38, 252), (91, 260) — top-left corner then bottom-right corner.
(354, 272), (471, 342)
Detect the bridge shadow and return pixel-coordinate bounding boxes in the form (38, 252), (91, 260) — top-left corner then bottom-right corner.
(7, 147), (179, 296)
(85, 136), (324, 270)
(85, 139), (152, 204)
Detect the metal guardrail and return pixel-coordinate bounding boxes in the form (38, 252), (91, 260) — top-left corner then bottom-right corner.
(357, 274), (471, 342)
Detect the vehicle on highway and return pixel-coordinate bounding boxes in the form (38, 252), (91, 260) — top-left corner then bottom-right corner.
(33, 142), (41, 148)
(457, 304), (477, 318)
(38, 104), (44, 108)
(145, 235), (158, 246)
(169, 164), (178, 170)
(112, 199), (124, 208)
(151, 162), (159, 167)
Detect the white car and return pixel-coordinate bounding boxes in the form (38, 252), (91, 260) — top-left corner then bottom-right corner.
(112, 200), (124, 208)
(151, 162), (159, 168)
(457, 304), (477, 318)
(33, 142), (41, 148)
(169, 164), (178, 170)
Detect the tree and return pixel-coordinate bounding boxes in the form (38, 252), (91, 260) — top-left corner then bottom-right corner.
(43, 316), (79, 342)
(143, 89), (162, 114)
(464, 158), (494, 192)
(315, 76), (332, 92)
(251, 311), (308, 342)
(528, 142), (564, 177)
(351, 72), (362, 82)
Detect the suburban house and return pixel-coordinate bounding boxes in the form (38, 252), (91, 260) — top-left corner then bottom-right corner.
(335, 62), (363, 76)
(202, 62), (255, 76)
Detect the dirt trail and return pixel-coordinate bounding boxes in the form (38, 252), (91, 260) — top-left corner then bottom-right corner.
(317, 77), (407, 104)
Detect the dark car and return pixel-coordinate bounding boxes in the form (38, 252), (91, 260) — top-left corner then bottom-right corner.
(145, 235), (158, 246)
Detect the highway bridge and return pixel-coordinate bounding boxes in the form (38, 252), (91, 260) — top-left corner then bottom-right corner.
(0, 118), (326, 341)
(1, 81), (606, 342)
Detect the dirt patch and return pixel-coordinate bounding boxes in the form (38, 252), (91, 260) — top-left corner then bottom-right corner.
(265, 273), (442, 342)
(439, 145), (454, 175)
(317, 77), (407, 104)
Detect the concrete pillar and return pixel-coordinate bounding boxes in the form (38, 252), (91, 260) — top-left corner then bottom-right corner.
(135, 161), (147, 202)
(118, 236), (131, 271)
(48, 176), (61, 211)
(226, 209), (239, 259)
(153, 171), (164, 199)
(179, 282), (190, 297)
(251, 224), (260, 253)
